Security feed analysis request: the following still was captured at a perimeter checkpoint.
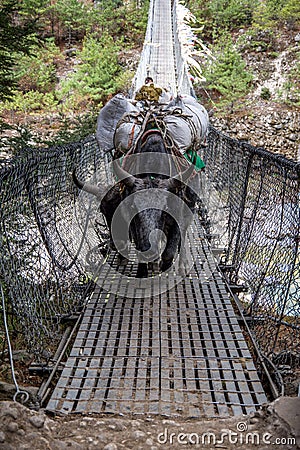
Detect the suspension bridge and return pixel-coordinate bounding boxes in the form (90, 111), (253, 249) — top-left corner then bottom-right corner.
(0, 0), (299, 418)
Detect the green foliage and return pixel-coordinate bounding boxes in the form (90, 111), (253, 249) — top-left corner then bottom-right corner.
(280, 0), (300, 24)
(251, 1), (275, 29)
(260, 87), (271, 100)
(45, 112), (98, 145)
(0, 0), (37, 100)
(0, 91), (58, 114)
(210, 0), (257, 29)
(202, 34), (253, 103)
(2, 0), (297, 146)
(18, 0), (49, 20)
(237, 28), (275, 52)
(53, 0), (92, 44)
(122, 1), (149, 43)
(263, 0), (285, 20)
(281, 54), (300, 105)
(188, 0), (299, 36)
(0, 121), (43, 152)
(89, 0), (149, 43)
(0, 111), (98, 152)
(16, 39), (61, 93)
(96, 0), (123, 6)
(187, 0), (258, 35)
(115, 70), (136, 94)
(58, 33), (124, 109)
(0, 0), (148, 105)
(252, 0), (300, 27)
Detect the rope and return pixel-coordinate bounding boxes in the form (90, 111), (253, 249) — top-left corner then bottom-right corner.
(1, 284), (30, 404)
(121, 105), (197, 159)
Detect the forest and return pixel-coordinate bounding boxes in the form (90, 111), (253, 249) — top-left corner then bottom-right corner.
(0, 0), (299, 150)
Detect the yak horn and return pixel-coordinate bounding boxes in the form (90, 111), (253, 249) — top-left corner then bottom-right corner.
(112, 159), (140, 189)
(72, 170), (103, 198)
(163, 163), (195, 191)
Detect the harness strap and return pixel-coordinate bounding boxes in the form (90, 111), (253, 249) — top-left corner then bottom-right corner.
(128, 123), (137, 148)
(119, 105), (201, 175)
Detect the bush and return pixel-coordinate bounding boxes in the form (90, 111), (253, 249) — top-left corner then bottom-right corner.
(0, 120), (44, 152)
(0, 0), (37, 100)
(252, 0), (300, 27)
(0, 110), (98, 152)
(89, 1), (149, 43)
(280, 0), (300, 25)
(260, 87), (271, 100)
(211, 0), (257, 29)
(237, 28), (275, 52)
(281, 55), (300, 105)
(58, 33), (127, 109)
(187, 0), (258, 35)
(202, 33), (253, 103)
(44, 112), (98, 145)
(16, 39), (61, 93)
(52, 0), (92, 44)
(0, 90), (58, 114)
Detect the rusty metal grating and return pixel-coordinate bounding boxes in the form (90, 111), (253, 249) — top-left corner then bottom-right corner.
(46, 220), (267, 418)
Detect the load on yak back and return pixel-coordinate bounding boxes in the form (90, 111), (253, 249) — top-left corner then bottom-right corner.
(96, 77), (209, 171)
(74, 78), (209, 277)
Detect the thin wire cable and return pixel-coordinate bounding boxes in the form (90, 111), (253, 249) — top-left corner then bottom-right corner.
(1, 284), (29, 404)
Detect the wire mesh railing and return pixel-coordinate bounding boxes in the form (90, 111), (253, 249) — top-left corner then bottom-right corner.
(0, 0), (298, 388)
(1, 127), (299, 371)
(171, 0), (194, 96)
(0, 137), (108, 359)
(200, 126), (300, 363)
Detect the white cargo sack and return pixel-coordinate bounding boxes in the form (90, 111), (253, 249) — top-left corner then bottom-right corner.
(96, 93), (208, 156)
(96, 94), (138, 152)
(182, 96), (209, 142)
(164, 95), (209, 153)
(114, 119), (141, 152)
(163, 112), (193, 153)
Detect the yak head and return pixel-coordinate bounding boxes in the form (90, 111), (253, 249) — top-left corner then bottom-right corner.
(73, 132), (197, 271)
(110, 154), (195, 264)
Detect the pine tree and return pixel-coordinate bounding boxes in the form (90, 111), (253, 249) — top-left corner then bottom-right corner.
(0, 0), (37, 100)
(203, 33), (253, 102)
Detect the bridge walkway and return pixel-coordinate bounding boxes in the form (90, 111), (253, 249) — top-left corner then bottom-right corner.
(133, 0), (179, 95)
(46, 0), (267, 417)
(46, 217), (267, 418)
(148, 0), (177, 90)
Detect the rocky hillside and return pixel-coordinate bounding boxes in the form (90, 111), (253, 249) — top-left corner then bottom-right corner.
(198, 27), (300, 161)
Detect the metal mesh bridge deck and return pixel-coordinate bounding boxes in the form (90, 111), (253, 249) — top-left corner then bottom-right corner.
(47, 217), (267, 418)
(46, 0), (266, 419)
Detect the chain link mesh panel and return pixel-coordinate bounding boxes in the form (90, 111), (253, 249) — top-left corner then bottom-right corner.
(1, 128), (299, 366)
(201, 126), (300, 359)
(1, 0), (299, 371)
(0, 137), (108, 359)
